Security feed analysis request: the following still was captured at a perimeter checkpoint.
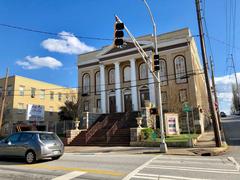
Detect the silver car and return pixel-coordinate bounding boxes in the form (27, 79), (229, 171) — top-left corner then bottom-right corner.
(0, 131), (64, 164)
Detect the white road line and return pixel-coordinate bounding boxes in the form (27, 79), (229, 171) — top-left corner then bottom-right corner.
(146, 165), (240, 174)
(52, 171), (86, 180)
(228, 156), (240, 171)
(122, 155), (162, 180)
(136, 173), (211, 180)
(153, 159), (233, 166)
(155, 156), (223, 162)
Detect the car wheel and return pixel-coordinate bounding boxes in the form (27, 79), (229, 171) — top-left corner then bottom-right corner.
(52, 156), (61, 160)
(25, 150), (36, 164)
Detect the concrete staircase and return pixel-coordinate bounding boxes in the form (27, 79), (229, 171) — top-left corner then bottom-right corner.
(69, 112), (138, 146)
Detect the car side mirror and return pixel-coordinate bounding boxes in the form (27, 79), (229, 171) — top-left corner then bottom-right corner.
(7, 141), (11, 145)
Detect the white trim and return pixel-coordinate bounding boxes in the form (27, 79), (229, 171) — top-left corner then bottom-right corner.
(78, 58), (99, 66)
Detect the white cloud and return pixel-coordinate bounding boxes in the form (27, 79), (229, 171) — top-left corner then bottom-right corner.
(41, 31), (96, 55)
(215, 73), (240, 114)
(16, 56), (63, 70)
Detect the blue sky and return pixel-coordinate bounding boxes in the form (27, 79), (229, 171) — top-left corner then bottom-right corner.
(0, 0), (239, 113)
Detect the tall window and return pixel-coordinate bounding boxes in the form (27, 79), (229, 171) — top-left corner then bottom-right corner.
(139, 86), (149, 107)
(58, 93), (62, 101)
(161, 91), (168, 104)
(123, 66), (131, 82)
(82, 73), (90, 94)
(108, 68), (115, 84)
(139, 63), (147, 80)
(174, 55), (187, 83)
(84, 101), (89, 112)
(160, 59), (168, 85)
(97, 99), (101, 111)
(179, 89), (187, 102)
(95, 71), (100, 94)
(18, 103), (25, 113)
(40, 90), (45, 99)
(50, 91), (54, 100)
(19, 86), (25, 96)
(31, 88), (36, 98)
(7, 85), (13, 96)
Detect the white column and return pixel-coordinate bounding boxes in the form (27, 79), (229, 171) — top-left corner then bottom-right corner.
(130, 58), (138, 111)
(114, 62), (122, 112)
(148, 58), (156, 106)
(100, 64), (107, 113)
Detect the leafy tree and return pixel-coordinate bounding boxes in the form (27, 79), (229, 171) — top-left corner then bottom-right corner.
(231, 84), (240, 114)
(58, 100), (79, 121)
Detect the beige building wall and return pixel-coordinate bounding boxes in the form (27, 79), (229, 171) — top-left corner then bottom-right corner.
(77, 28), (210, 133)
(0, 75), (77, 134)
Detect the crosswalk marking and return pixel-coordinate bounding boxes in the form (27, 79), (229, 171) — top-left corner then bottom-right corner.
(146, 165), (240, 174)
(52, 171), (86, 180)
(124, 155), (240, 179)
(134, 173), (209, 180)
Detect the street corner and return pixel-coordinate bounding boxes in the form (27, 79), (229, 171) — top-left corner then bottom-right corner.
(189, 145), (229, 156)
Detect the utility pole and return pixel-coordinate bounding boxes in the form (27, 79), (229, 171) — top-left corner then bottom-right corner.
(143, 0), (167, 153)
(0, 68), (9, 131)
(210, 57), (221, 130)
(230, 54), (240, 112)
(195, 0), (222, 147)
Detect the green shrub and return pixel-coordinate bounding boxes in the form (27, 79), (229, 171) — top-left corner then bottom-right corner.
(141, 128), (154, 140)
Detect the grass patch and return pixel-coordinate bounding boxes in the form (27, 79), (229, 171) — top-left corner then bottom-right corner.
(144, 134), (199, 143)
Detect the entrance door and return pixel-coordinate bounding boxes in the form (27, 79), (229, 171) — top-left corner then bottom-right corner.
(109, 96), (116, 113)
(124, 94), (132, 112)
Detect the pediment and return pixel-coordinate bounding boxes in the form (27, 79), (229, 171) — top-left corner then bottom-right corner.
(99, 40), (152, 57)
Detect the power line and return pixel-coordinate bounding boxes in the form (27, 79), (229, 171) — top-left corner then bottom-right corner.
(2, 71), (204, 97)
(0, 23), (113, 41)
(0, 69), (204, 92)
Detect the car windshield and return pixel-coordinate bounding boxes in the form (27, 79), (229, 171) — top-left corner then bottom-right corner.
(39, 133), (56, 141)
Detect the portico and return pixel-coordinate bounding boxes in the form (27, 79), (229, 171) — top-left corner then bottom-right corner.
(99, 56), (155, 113)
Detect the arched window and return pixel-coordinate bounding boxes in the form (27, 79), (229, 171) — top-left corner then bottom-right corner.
(139, 63), (147, 80)
(123, 66), (131, 82)
(174, 55), (187, 83)
(95, 71), (100, 94)
(82, 73), (90, 94)
(108, 68), (115, 84)
(159, 59), (168, 85)
(139, 86), (149, 107)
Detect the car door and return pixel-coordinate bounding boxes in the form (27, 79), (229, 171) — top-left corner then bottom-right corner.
(5, 133), (21, 157)
(15, 133), (33, 157)
(0, 138), (9, 156)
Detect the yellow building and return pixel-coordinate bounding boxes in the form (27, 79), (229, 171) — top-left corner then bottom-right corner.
(0, 75), (77, 135)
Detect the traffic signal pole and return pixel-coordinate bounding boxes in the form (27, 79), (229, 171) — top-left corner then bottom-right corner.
(195, 0), (222, 147)
(143, 0), (167, 153)
(115, 0), (167, 153)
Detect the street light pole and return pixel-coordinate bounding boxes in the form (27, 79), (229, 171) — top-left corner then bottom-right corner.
(143, 0), (167, 152)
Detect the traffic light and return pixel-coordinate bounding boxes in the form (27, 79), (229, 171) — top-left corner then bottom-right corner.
(153, 54), (160, 71)
(150, 108), (158, 115)
(114, 22), (124, 47)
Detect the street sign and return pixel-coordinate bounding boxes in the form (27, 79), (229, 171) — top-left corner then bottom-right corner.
(183, 102), (191, 112)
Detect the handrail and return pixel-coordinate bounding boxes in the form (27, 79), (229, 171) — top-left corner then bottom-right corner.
(106, 112), (130, 143)
(85, 116), (108, 143)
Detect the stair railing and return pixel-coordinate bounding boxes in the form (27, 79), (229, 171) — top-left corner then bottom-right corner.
(85, 116), (109, 143)
(106, 112), (130, 143)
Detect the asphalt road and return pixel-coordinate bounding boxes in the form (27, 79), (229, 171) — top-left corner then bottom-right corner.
(221, 115), (240, 164)
(0, 153), (239, 180)
(0, 116), (239, 180)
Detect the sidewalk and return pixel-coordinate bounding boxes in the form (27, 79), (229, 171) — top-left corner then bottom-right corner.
(64, 130), (228, 156)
